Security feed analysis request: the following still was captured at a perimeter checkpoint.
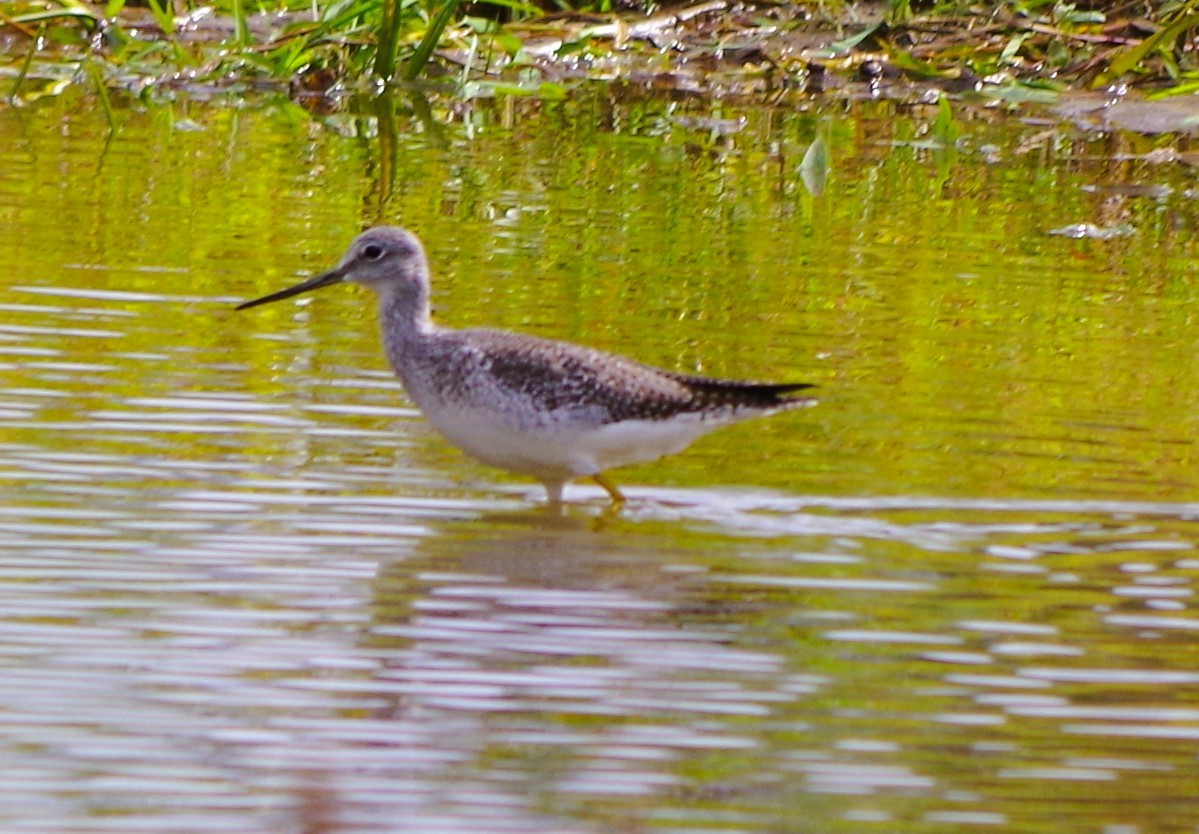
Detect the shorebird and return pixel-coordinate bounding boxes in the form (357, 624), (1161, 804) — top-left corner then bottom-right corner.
(236, 227), (815, 506)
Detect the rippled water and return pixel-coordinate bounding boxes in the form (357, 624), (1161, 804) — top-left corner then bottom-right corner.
(1, 88), (1198, 833)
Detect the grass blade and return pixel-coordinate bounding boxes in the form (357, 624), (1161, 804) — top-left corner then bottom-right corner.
(232, 0), (249, 47)
(1100, 10), (1199, 84)
(84, 57), (116, 132)
(401, 0), (460, 82)
(8, 22), (44, 102)
(375, 0), (401, 81)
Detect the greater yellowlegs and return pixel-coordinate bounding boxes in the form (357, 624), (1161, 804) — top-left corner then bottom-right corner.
(236, 227), (815, 506)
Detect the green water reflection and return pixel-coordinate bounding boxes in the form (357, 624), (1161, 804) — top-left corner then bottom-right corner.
(1, 86), (1198, 834)
(3, 89), (1198, 500)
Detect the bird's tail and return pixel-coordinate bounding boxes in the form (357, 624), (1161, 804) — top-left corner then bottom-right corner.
(669, 375), (817, 411)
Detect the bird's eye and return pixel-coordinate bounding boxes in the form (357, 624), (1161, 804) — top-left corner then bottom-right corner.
(362, 244), (385, 261)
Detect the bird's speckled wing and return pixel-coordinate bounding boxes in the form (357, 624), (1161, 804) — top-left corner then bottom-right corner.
(453, 328), (814, 425)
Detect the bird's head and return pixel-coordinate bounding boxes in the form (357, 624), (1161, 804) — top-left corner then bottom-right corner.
(235, 226), (428, 311)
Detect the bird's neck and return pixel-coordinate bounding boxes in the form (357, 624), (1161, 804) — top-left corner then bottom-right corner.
(378, 286), (435, 353)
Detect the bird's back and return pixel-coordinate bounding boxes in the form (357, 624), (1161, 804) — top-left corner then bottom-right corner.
(398, 326), (813, 429)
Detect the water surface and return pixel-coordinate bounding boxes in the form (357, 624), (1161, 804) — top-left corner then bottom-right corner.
(1, 87), (1197, 833)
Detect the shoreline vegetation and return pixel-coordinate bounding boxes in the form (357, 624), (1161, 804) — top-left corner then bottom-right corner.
(3, 1), (1199, 116)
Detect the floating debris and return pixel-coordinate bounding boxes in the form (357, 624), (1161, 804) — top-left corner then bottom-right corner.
(1047, 223), (1136, 240)
(799, 134), (829, 197)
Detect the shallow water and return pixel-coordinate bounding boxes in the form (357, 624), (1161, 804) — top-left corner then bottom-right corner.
(1, 87), (1198, 833)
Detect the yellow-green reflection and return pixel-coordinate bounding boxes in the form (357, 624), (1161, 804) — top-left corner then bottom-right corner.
(0, 85), (1198, 834)
(3, 89), (1198, 500)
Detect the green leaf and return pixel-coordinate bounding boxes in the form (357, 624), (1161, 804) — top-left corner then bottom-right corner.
(557, 35), (594, 57)
(462, 79), (567, 99)
(493, 32), (523, 57)
(982, 83), (1061, 104)
(144, 0), (174, 36)
(16, 6), (99, 25)
(824, 22), (882, 58)
(932, 95), (959, 147)
(1147, 79), (1199, 100)
(890, 49), (948, 78)
(1106, 11), (1199, 79)
(402, 0), (461, 81)
(999, 32), (1027, 65)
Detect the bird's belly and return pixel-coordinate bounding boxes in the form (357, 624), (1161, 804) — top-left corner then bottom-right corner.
(424, 408), (585, 479)
(425, 406), (722, 479)
(582, 416), (720, 470)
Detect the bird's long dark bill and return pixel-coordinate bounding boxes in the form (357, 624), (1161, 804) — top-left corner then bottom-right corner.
(234, 267), (345, 311)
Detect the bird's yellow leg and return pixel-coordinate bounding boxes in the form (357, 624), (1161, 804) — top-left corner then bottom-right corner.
(592, 472), (625, 506)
